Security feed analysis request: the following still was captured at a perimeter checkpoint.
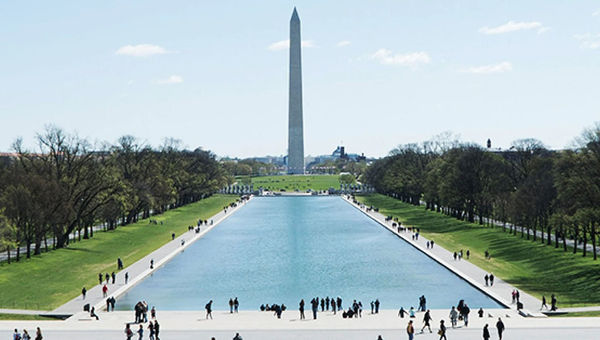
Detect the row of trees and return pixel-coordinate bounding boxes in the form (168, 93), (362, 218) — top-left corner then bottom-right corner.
(221, 159), (280, 176)
(365, 125), (600, 259)
(0, 127), (230, 263)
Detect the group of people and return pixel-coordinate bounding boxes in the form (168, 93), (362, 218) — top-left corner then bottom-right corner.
(12, 328), (42, 340)
(402, 306), (505, 340)
(260, 302), (287, 318)
(125, 320), (160, 340)
(228, 297), (240, 313)
(298, 296), (345, 319)
(453, 249), (470, 260)
(484, 273), (495, 286)
(541, 294), (558, 311)
(133, 301), (151, 323)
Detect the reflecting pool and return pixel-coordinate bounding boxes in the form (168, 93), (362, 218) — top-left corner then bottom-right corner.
(117, 196), (503, 310)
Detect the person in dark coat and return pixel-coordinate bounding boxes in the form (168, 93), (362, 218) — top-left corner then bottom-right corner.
(299, 299), (305, 319)
(438, 320), (447, 340)
(483, 324), (490, 340)
(496, 317), (505, 340)
(154, 320), (160, 340)
(205, 300), (213, 319)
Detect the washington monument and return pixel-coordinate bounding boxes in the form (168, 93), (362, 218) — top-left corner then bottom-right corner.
(287, 7), (304, 174)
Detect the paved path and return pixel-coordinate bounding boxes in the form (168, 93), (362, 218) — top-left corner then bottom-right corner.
(2, 309), (600, 340)
(3, 328), (600, 340)
(341, 196), (545, 317)
(50, 198), (250, 315)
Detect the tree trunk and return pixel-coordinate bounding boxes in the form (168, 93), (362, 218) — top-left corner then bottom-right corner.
(6, 247), (10, 264)
(583, 228), (588, 257)
(592, 222), (597, 261)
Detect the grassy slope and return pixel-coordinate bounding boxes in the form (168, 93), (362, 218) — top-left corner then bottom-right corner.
(249, 175), (346, 191)
(0, 314), (56, 321)
(0, 194), (237, 311)
(356, 194), (600, 307)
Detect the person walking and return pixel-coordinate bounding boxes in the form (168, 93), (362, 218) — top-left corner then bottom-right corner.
(496, 317), (505, 340)
(489, 273), (494, 286)
(311, 298), (318, 319)
(449, 306), (458, 328)
(137, 325), (143, 340)
(102, 284), (108, 298)
(118, 257), (123, 270)
(299, 299), (305, 320)
(406, 320), (415, 340)
(229, 298), (234, 313)
(22, 330), (30, 340)
(233, 333), (243, 340)
(483, 324), (490, 340)
(484, 274), (489, 286)
(13, 329), (21, 340)
(421, 309), (432, 333)
(462, 304), (470, 327)
(82, 287), (87, 299)
(375, 299), (380, 313)
(234, 297), (239, 313)
(35, 328), (42, 340)
(147, 322), (155, 340)
(541, 296), (548, 310)
(438, 320), (447, 340)
(154, 320), (160, 340)
(205, 300), (213, 319)
(124, 324), (133, 340)
(125, 272), (129, 284)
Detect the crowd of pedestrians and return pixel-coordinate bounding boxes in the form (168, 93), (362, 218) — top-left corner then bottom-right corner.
(11, 327), (43, 340)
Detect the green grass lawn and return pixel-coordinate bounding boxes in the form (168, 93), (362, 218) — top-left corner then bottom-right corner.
(0, 313), (57, 321)
(246, 175), (350, 191)
(356, 194), (600, 307)
(0, 194), (237, 311)
(548, 311), (600, 317)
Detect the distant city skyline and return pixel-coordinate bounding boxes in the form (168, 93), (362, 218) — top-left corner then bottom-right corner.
(1, 1), (599, 158)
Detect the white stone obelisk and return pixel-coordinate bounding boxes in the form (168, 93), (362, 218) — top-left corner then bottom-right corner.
(287, 7), (305, 175)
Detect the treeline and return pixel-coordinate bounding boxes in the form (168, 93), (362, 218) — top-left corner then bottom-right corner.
(222, 159), (280, 176)
(365, 126), (600, 260)
(0, 127), (229, 263)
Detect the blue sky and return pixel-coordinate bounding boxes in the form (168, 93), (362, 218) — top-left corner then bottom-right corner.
(1, 1), (599, 158)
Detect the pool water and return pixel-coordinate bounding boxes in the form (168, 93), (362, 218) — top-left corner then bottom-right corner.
(117, 196), (502, 311)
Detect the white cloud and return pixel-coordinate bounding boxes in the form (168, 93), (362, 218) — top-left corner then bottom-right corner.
(593, 9), (600, 16)
(479, 21), (548, 35)
(370, 49), (431, 66)
(155, 75), (183, 84)
(116, 44), (171, 57)
(267, 39), (315, 51)
(574, 33), (600, 49)
(460, 62), (512, 74)
(336, 40), (351, 47)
